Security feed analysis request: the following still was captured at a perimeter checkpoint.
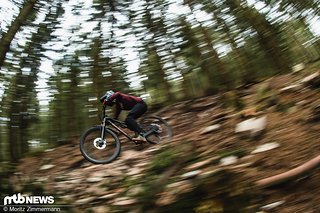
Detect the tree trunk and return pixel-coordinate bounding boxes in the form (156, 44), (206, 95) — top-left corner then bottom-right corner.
(0, 0), (37, 68)
(256, 155), (320, 188)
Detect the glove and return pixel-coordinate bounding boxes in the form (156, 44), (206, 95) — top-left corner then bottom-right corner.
(103, 99), (108, 105)
(99, 95), (106, 103)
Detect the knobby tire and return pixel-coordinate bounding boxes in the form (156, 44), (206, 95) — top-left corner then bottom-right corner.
(80, 126), (121, 164)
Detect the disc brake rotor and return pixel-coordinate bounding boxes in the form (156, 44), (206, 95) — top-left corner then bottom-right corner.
(93, 138), (107, 150)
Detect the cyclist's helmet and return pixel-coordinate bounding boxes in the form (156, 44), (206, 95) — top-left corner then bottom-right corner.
(105, 90), (114, 101)
(100, 90), (114, 103)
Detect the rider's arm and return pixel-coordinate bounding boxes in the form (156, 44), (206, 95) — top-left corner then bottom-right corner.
(102, 92), (122, 119)
(103, 92), (120, 106)
(114, 101), (122, 119)
(108, 92), (121, 102)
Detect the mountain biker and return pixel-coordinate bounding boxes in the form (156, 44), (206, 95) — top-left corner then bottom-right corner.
(100, 90), (148, 142)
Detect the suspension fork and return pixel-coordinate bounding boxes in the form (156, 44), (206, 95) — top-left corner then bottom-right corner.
(100, 117), (107, 139)
(99, 105), (107, 139)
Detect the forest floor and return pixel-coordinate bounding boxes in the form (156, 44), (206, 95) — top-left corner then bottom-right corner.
(10, 66), (320, 212)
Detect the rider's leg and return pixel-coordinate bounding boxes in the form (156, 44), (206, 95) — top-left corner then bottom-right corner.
(125, 101), (147, 136)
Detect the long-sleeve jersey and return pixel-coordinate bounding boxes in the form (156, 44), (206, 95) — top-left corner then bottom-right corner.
(105, 92), (143, 119)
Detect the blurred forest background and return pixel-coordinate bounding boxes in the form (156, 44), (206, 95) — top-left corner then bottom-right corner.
(0, 0), (320, 164)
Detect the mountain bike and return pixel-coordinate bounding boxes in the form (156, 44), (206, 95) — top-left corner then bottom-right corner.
(80, 105), (173, 164)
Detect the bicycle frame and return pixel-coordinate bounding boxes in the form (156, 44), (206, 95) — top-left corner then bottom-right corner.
(100, 105), (134, 142)
(80, 103), (172, 164)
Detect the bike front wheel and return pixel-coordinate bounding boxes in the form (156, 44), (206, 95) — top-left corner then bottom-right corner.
(139, 115), (173, 144)
(80, 126), (121, 164)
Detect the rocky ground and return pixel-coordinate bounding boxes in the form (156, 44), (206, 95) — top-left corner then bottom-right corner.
(10, 67), (320, 212)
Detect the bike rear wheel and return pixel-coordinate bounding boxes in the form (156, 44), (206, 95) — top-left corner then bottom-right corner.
(80, 126), (121, 164)
(139, 115), (173, 144)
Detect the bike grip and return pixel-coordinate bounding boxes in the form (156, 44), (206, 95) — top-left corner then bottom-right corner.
(99, 95), (106, 103)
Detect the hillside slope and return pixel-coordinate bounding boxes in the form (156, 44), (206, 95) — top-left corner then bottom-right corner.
(11, 68), (320, 212)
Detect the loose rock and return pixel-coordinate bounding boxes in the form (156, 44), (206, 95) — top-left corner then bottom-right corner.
(75, 197), (95, 205)
(260, 200), (285, 211)
(252, 142), (280, 154)
(235, 116), (267, 137)
(181, 170), (202, 179)
(200, 124), (221, 134)
(279, 84), (302, 93)
(87, 177), (104, 183)
(112, 197), (137, 206)
(220, 156), (238, 166)
(39, 164), (55, 170)
(300, 72), (320, 88)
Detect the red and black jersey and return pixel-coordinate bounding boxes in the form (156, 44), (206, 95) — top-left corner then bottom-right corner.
(104, 92), (143, 119)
